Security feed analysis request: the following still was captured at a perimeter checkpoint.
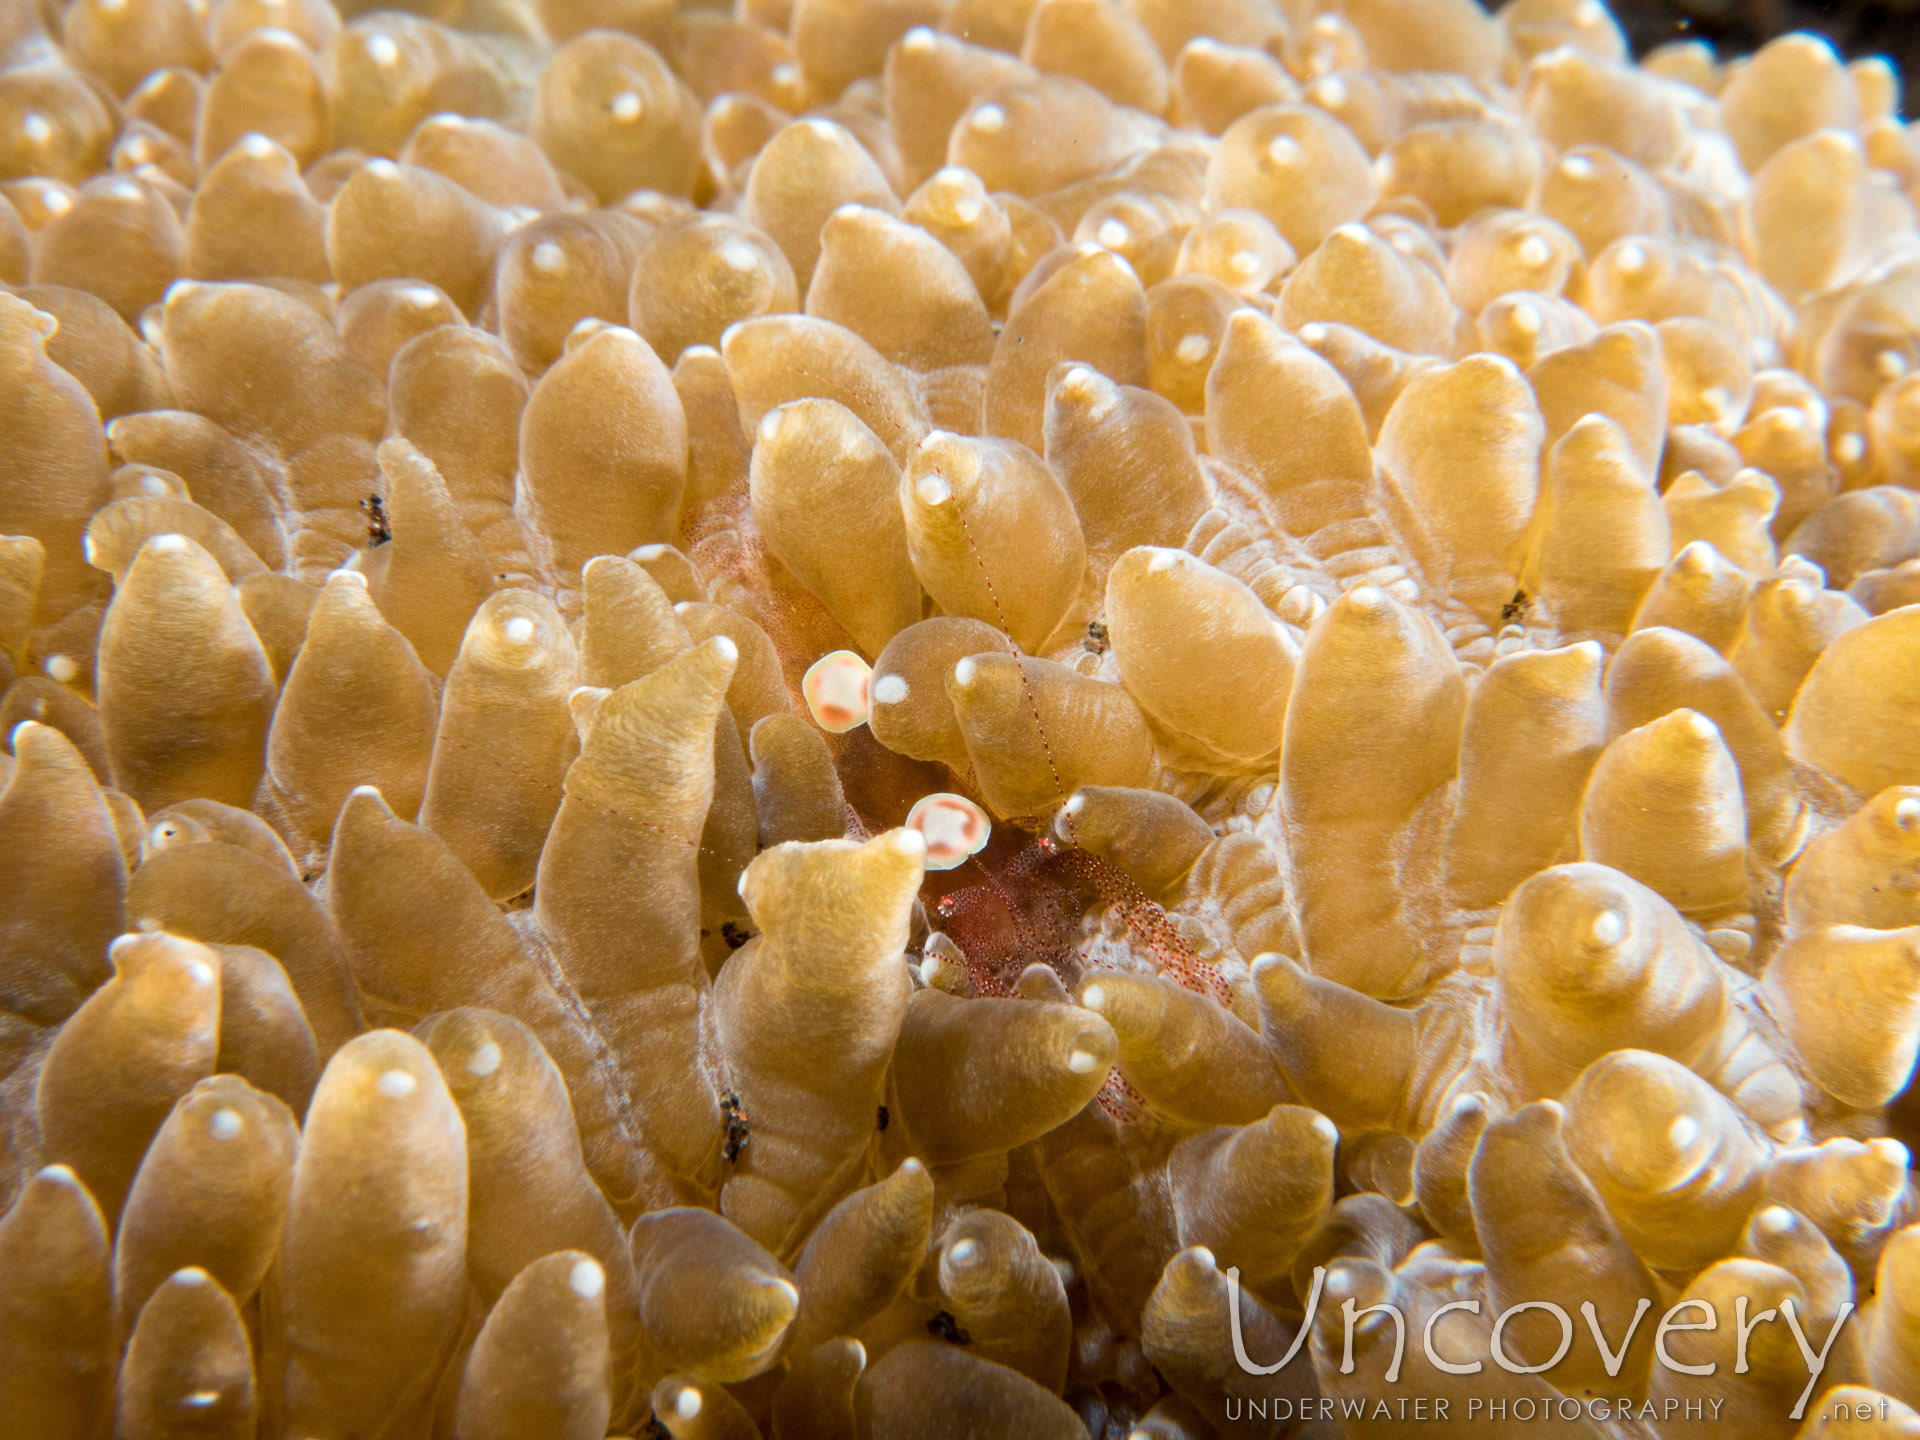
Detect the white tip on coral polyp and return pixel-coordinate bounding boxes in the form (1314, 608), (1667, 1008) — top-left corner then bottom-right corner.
(570, 1259), (605, 1299)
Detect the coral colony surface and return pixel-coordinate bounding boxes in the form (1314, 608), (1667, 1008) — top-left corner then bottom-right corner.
(15, 0), (1920, 1438)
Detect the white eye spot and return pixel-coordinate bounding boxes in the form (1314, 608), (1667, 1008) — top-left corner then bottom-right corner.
(902, 25), (936, 50)
(710, 634), (738, 664)
(21, 112), (52, 145)
(1175, 332), (1211, 364)
(1266, 134), (1304, 167)
(719, 242), (761, 272)
(970, 104), (1005, 134)
(771, 63), (799, 88)
(1561, 153), (1595, 179)
(1096, 217), (1130, 249)
(907, 792), (990, 869)
(466, 1040), (502, 1076)
(916, 473), (951, 505)
(497, 613), (539, 648)
(45, 654), (78, 684)
(377, 1069), (417, 1098)
(1067, 1048), (1101, 1074)
(1590, 908), (1625, 946)
(952, 656), (976, 686)
(401, 286), (440, 308)
(1575, 0), (1604, 20)
(1837, 433), (1865, 463)
(365, 32), (399, 65)
(804, 118), (840, 141)
(948, 1238), (980, 1266)
(530, 241), (565, 276)
(1312, 1114), (1340, 1142)
(240, 133), (274, 159)
(186, 959), (215, 986)
(364, 158), (400, 181)
(173, 1267), (210, 1285)
(182, 1391), (219, 1408)
(1897, 798), (1920, 829)
(107, 179), (143, 201)
(1510, 302), (1542, 337)
(802, 649), (871, 733)
(872, 673), (908, 705)
(1300, 322), (1328, 344)
(1228, 248), (1262, 277)
(675, 1387), (703, 1421)
(570, 1258), (605, 1298)
(1516, 234), (1552, 268)
(209, 1108), (243, 1140)
(1614, 241), (1648, 275)
(124, 137), (150, 162)
(42, 188), (73, 216)
(1769, 406), (1807, 432)
(1147, 549), (1180, 574)
(610, 91), (642, 122)
(1667, 1115), (1701, 1149)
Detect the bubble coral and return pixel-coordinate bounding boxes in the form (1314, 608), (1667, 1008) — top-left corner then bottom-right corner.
(15, 0), (1920, 1436)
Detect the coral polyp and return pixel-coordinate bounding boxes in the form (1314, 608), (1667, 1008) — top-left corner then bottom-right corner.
(10, 0), (1920, 1435)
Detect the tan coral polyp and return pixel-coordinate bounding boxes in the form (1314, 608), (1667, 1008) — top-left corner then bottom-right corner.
(10, 3), (1920, 1436)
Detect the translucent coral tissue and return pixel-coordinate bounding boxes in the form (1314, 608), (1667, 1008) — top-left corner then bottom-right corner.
(9, 0), (1920, 1436)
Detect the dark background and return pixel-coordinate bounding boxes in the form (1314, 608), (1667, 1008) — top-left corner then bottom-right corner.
(1620, 0), (1920, 109)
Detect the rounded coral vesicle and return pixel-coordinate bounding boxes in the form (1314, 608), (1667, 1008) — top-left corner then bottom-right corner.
(6, 2), (1920, 1434)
